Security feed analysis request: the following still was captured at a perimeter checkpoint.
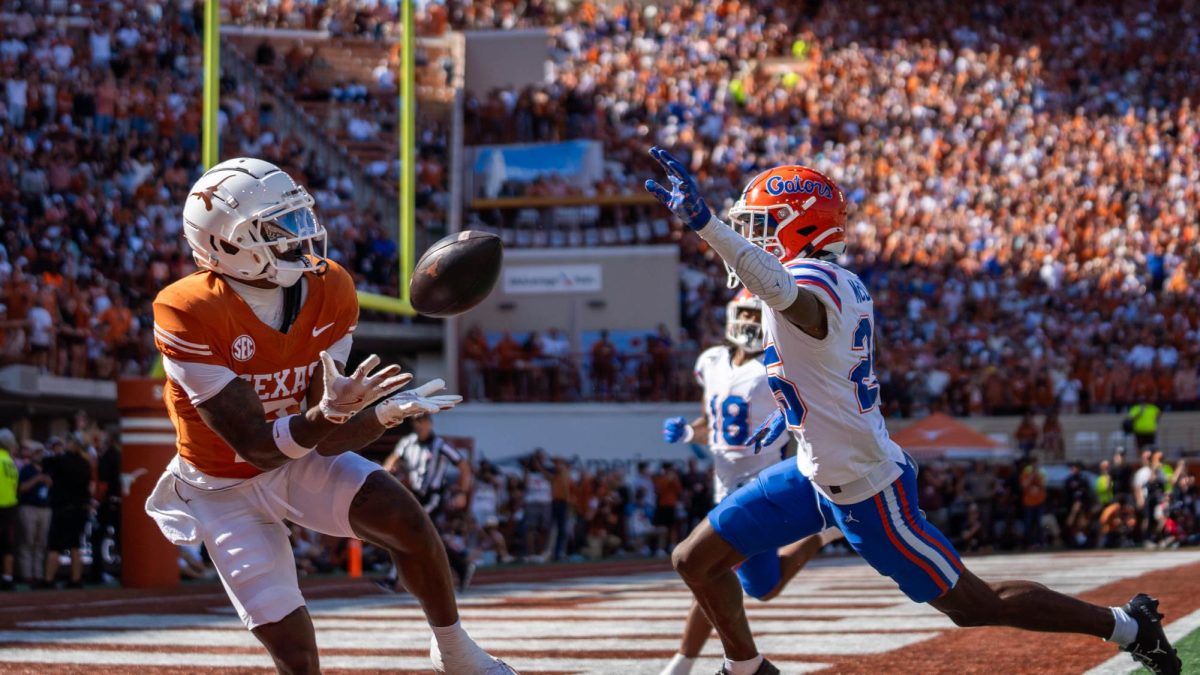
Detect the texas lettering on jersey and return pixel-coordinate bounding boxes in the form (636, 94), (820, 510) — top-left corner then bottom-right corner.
(240, 360), (320, 418)
(152, 259), (359, 479)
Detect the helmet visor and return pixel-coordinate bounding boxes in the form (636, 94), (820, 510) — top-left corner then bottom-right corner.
(270, 207), (321, 239)
(256, 207), (323, 260)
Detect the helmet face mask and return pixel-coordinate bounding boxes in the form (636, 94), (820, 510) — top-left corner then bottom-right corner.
(725, 292), (765, 354)
(251, 210), (327, 286)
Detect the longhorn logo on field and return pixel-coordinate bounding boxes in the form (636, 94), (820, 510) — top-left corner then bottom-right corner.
(120, 468), (148, 497)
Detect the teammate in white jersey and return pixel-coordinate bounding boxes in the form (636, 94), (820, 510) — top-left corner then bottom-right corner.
(659, 291), (838, 675)
(645, 149), (1181, 675)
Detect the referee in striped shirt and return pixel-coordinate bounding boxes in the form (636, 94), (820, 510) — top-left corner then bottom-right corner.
(384, 415), (473, 514)
(381, 415), (475, 590)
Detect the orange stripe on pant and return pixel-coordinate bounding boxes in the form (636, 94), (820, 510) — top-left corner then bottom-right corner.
(894, 479), (964, 573)
(873, 492), (948, 593)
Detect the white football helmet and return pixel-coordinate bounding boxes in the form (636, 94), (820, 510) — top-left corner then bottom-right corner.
(725, 289), (764, 354)
(182, 157), (326, 288)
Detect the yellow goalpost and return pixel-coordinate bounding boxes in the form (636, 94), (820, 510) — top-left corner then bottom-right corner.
(201, 0), (418, 318)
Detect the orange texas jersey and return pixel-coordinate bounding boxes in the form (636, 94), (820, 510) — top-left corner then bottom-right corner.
(152, 260), (359, 479)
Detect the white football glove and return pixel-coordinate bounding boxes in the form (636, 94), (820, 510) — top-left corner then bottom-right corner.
(319, 351), (413, 424)
(375, 378), (463, 428)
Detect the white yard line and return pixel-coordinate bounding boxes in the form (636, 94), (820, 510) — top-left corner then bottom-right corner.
(3, 550), (1199, 674)
(0, 648), (832, 674)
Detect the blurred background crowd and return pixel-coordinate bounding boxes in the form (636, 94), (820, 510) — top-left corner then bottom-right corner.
(0, 0), (1197, 418)
(4, 412), (1196, 590)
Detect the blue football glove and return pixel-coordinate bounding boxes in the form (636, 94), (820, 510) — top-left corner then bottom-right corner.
(644, 146), (712, 231)
(748, 409), (787, 454)
(663, 416), (693, 444)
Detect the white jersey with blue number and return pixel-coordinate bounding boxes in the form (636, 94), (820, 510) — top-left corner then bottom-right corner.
(760, 258), (905, 504)
(694, 345), (787, 501)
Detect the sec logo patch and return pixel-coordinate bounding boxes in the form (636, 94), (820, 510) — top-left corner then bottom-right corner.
(232, 334), (256, 362)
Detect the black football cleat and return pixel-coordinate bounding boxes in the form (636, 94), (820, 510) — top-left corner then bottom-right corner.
(716, 659), (780, 675)
(1122, 593), (1182, 675)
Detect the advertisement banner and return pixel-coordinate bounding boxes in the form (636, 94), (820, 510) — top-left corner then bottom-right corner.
(503, 264), (603, 294)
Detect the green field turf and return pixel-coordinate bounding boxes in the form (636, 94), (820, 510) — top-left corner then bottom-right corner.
(1133, 626), (1200, 674)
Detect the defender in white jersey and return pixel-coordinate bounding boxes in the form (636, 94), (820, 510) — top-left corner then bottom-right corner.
(646, 150), (1180, 675)
(658, 291), (838, 675)
(674, 291), (785, 500)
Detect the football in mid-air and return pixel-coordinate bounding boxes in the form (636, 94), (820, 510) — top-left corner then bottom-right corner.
(409, 230), (503, 318)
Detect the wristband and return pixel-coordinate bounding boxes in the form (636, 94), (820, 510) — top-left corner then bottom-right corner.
(680, 424), (695, 444)
(273, 415), (315, 459)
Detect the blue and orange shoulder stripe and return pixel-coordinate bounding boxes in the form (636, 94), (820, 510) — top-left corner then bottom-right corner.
(784, 260), (842, 312)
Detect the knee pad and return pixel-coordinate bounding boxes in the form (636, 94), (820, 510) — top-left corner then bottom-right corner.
(736, 549), (781, 600)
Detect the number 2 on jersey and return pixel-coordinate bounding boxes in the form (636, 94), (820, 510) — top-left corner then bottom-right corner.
(849, 316), (880, 412)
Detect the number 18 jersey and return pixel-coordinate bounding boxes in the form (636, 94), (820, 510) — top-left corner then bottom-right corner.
(761, 258), (905, 503)
(694, 345), (787, 501)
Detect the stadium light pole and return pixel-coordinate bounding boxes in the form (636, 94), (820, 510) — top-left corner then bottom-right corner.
(355, 0), (418, 317)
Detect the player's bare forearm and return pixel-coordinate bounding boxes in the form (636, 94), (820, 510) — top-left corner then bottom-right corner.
(197, 377), (341, 472)
(691, 415), (709, 442)
(314, 410), (387, 456)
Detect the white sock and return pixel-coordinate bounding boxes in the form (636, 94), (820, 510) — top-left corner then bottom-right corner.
(661, 652), (695, 675)
(431, 620), (493, 667)
(1109, 606), (1138, 646)
(723, 654), (764, 675)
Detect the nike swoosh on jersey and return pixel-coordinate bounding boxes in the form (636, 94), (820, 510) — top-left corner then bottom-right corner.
(312, 322), (335, 337)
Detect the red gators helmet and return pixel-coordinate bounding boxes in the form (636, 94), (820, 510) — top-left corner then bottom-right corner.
(725, 165), (848, 288)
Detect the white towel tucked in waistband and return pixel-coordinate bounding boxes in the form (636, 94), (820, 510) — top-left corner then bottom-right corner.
(144, 470), (201, 545)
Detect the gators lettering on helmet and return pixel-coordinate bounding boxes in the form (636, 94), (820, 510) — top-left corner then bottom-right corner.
(724, 165), (848, 288)
(764, 175), (833, 200)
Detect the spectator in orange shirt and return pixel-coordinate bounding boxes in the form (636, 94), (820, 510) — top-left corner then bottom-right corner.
(1041, 412), (1065, 460)
(1014, 412), (1039, 456)
(97, 293), (132, 350)
(1020, 455), (1048, 548)
(589, 329), (618, 401)
(1173, 358), (1198, 410)
(460, 325), (491, 402)
(652, 463), (684, 552)
(550, 457), (572, 562)
(493, 332), (522, 401)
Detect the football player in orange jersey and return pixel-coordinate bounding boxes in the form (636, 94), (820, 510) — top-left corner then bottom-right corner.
(145, 158), (518, 675)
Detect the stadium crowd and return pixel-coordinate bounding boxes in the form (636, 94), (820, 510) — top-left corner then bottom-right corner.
(2, 411), (1197, 591)
(0, 2), (422, 380)
(456, 0), (1200, 414)
(286, 439), (1200, 585)
(2, 0), (1199, 416)
(0, 416), (120, 590)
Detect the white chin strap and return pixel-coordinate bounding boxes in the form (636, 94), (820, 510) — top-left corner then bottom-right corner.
(269, 261), (309, 288)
